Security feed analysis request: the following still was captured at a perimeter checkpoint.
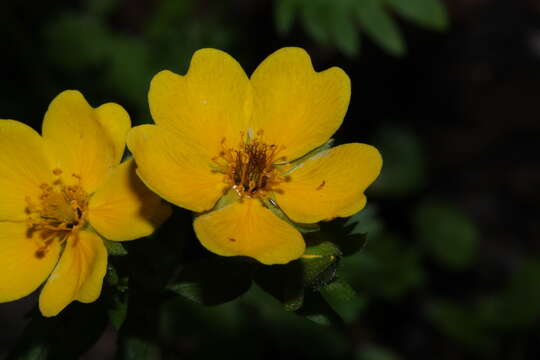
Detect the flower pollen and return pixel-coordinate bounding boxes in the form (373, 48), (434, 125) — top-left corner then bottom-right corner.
(25, 170), (89, 257)
(213, 130), (288, 198)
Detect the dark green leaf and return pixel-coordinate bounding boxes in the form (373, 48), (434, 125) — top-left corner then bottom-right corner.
(255, 239), (341, 311)
(414, 200), (478, 270)
(355, 0), (405, 56)
(370, 126), (426, 195)
(296, 290), (344, 327)
(386, 0), (449, 31)
(300, 0), (332, 45)
(479, 259), (540, 329)
(320, 277), (367, 323)
(274, 0), (299, 35)
(330, 1), (360, 57)
(168, 257), (253, 306)
(44, 14), (112, 70)
(342, 232), (425, 299)
(118, 336), (160, 360)
(104, 239), (128, 256)
(357, 345), (402, 360)
(87, 0), (119, 17)
(7, 302), (108, 360)
(301, 238), (342, 288)
(255, 260), (305, 311)
(108, 292), (129, 330)
(427, 300), (496, 354)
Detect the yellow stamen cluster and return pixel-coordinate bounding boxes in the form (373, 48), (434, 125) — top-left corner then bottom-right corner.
(25, 169), (89, 258)
(213, 131), (288, 198)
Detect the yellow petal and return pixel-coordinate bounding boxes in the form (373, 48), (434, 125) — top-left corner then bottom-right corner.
(0, 222), (61, 303)
(42, 90), (116, 193)
(75, 232), (108, 303)
(39, 231), (107, 317)
(250, 47), (351, 162)
(88, 158), (172, 241)
(193, 198), (305, 265)
(0, 120), (53, 221)
(148, 48), (253, 159)
(94, 102), (131, 164)
(275, 143), (382, 224)
(127, 124), (227, 213)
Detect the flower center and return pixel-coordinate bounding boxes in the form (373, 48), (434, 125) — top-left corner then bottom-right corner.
(213, 130), (288, 198)
(25, 169), (89, 258)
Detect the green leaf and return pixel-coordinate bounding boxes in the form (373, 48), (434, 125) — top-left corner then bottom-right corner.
(87, 0), (119, 17)
(355, 0), (406, 56)
(104, 239), (128, 256)
(255, 239), (342, 311)
(427, 300), (496, 354)
(370, 126), (426, 196)
(386, 0), (449, 31)
(274, 0), (299, 35)
(296, 290), (344, 327)
(327, 205), (381, 256)
(357, 345), (402, 360)
(300, 0), (332, 45)
(479, 259), (540, 329)
(301, 238), (342, 288)
(168, 257), (253, 306)
(118, 336), (160, 360)
(320, 278), (367, 323)
(7, 302), (108, 360)
(44, 14), (113, 70)
(342, 232), (425, 299)
(255, 260), (305, 311)
(329, 1), (360, 57)
(108, 292), (129, 330)
(414, 200), (478, 270)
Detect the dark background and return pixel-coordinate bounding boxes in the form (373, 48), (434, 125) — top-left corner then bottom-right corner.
(1, 0), (540, 359)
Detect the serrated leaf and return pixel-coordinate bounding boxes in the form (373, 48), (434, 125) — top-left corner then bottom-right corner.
(320, 277), (366, 323)
(104, 239), (128, 256)
(168, 257), (253, 306)
(386, 0), (449, 31)
(414, 200), (478, 270)
(274, 0), (299, 35)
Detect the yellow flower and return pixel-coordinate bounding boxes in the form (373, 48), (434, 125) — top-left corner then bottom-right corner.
(127, 47), (382, 265)
(0, 90), (171, 316)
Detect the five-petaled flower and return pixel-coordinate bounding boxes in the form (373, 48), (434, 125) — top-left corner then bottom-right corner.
(128, 47), (382, 265)
(0, 90), (171, 316)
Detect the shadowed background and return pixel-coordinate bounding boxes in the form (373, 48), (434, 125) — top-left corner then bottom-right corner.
(1, 0), (540, 359)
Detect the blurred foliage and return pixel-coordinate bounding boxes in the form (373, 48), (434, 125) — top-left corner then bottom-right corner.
(274, 0), (449, 57)
(2, 0), (540, 359)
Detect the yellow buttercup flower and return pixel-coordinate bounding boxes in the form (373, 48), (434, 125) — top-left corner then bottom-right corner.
(0, 90), (171, 317)
(128, 47), (382, 265)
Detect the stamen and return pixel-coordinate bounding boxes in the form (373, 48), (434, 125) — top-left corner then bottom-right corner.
(25, 170), (89, 257)
(212, 131), (289, 198)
